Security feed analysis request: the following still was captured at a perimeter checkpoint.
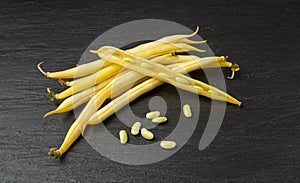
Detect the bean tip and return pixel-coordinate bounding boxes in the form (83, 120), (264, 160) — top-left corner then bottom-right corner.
(238, 101), (242, 107)
(187, 26), (200, 38)
(37, 62), (48, 77)
(227, 75), (234, 80)
(194, 26), (199, 35)
(183, 39), (207, 45)
(89, 50), (98, 54)
(43, 111), (54, 118)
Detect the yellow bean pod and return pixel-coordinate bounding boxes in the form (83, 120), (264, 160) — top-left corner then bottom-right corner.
(39, 27), (201, 79)
(93, 46), (241, 106)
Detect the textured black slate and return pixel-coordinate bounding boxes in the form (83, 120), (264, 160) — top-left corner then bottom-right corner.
(0, 0), (299, 182)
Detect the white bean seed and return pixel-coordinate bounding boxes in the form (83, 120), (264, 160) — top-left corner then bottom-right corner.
(141, 128), (154, 140)
(146, 111), (160, 119)
(152, 117), (167, 123)
(119, 130), (128, 144)
(160, 141), (176, 149)
(131, 122), (141, 135)
(183, 104), (192, 118)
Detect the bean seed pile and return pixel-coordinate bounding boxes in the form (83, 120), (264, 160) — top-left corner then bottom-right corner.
(38, 27), (241, 157)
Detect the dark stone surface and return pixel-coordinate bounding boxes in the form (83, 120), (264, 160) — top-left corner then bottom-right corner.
(0, 0), (299, 182)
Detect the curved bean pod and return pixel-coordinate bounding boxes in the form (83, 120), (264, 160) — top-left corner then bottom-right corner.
(40, 27), (201, 79)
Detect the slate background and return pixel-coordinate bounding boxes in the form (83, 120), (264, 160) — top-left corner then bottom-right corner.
(0, 0), (299, 182)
